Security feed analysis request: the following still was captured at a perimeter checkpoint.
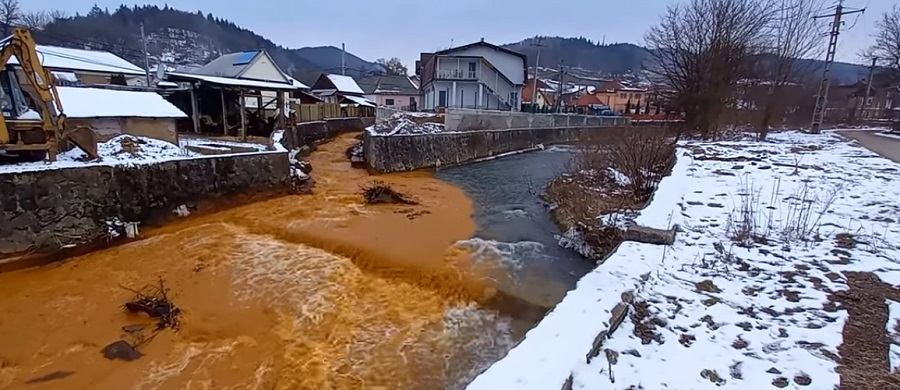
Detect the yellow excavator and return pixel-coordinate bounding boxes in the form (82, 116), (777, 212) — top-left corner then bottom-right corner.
(0, 27), (96, 162)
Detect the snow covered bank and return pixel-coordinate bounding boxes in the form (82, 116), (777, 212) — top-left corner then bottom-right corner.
(467, 151), (694, 390)
(469, 131), (900, 389)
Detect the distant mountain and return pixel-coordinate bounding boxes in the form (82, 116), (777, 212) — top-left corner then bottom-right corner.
(32, 5), (381, 79)
(502, 36), (869, 84)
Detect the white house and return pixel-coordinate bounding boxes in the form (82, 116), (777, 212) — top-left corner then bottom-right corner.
(416, 38), (527, 111)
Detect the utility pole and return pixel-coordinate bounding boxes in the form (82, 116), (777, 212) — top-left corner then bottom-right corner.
(341, 43), (346, 76)
(810, 1), (865, 133)
(860, 56), (877, 120)
(140, 21), (152, 87)
(529, 37), (544, 113)
(555, 62), (566, 113)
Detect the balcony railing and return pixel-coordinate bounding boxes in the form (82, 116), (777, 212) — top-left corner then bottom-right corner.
(436, 69), (478, 80)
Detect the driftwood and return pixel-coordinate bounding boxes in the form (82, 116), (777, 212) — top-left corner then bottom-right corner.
(361, 181), (417, 205)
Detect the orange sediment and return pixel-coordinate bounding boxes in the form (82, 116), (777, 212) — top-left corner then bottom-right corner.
(0, 133), (504, 390)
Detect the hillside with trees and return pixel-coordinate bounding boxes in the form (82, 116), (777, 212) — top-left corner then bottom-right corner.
(4, 2), (381, 78)
(503, 36), (870, 83)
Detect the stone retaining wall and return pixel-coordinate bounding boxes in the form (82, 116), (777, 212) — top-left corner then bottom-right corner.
(364, 126), (643, 173)
(444, 108), (629, 132)
(0, 152), (290, 257)
(282, 117), (375, 150)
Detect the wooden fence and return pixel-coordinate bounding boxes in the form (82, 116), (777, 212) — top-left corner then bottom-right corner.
(294, 103), (375, 122)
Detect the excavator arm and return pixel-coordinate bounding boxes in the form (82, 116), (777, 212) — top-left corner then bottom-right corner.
(0, 28), (97, 160)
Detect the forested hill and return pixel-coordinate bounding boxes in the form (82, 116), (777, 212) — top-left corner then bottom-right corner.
(503, 36), (870, 83)
(31, 5), (381, 78)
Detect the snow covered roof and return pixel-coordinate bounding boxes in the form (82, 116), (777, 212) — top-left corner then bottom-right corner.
(55, 87), (187, 118)
(343, 95), (375, 107)
(326, 74), (365, 94)
(9, 45), (145, 76)
(166, 72), (300, 90)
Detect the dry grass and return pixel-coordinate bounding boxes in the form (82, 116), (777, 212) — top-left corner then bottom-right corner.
(544, 129), (677, 259)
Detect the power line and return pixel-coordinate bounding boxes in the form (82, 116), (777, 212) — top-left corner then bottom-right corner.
(810, 0), (865, 133)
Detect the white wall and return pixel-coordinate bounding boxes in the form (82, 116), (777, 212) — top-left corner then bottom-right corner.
(242, 54), (289, 83)
(449, 45), (526, 85)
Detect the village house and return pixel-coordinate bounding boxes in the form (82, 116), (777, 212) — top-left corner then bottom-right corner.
(357, 74), (420, 110)
(825, 79), (899, 121)
(164, 50), (302, 136)
(521, 78), (556, 110)
(590, 80), (647, 114)
(9, 45), (146, 96)
(310, 73), (375, 107)
(416, 38), (527, 111)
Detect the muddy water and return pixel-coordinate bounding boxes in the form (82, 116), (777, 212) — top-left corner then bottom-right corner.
(0, 134), (516, 390)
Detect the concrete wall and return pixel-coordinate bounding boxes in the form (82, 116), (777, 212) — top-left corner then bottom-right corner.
(364, 126), (642, 173)
(444, 108), (630, 132)
(279, 116), (375, 150)
(0, 152), (290, 256)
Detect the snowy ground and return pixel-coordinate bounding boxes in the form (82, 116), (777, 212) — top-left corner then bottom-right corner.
(370, 112), (445, 136)
(468, 130), (900, 389)
(178, 136), (269, 152)
(0, 133), (285, 174)
(0, 135), (200, 174)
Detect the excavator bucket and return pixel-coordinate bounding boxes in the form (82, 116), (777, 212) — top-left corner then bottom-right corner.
(64, 126), (99, 159)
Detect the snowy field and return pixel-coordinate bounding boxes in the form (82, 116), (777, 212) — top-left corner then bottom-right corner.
(468, 131), (900, 389)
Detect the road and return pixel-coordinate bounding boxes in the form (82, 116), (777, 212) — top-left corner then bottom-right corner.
(837, 131), (900, 164)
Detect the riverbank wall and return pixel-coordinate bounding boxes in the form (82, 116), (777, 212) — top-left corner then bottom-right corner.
(280, 117), (375, 150)
(0, 152), (290, 262)
(364, 125), (639, 173)
(444, 108), (628, 132)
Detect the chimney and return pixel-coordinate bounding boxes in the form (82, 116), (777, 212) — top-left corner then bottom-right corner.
(480, 37), (484, 42)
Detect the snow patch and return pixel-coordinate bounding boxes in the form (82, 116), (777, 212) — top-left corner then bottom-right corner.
(889, 299), (900, 373)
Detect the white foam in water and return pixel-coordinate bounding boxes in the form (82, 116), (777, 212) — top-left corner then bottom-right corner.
(442, 304), (516, 390)
(501, 209), (529, 220)
(454, 238), (546, 271)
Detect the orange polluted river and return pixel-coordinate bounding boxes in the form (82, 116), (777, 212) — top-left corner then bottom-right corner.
(0, 133), (521, 390)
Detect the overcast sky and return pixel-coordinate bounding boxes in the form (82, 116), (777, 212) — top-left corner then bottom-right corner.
(25, 0), (889, 69)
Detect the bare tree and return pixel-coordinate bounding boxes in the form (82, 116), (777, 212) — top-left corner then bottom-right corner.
(376, 57), (409, 76)
(0, 0), (20, 36)
(646, 0), (773, 139)
(755, 0), (824, 140)
(867, 5), (900, 89)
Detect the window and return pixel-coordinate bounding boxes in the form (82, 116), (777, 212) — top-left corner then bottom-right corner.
(635, 93), (642, 99)
(385, 98), (395, 106)
(620, 93), (627, 99)
(439, 90), (447, 107)
(467, 62), (477, 78)
(409, 96), (415, 104)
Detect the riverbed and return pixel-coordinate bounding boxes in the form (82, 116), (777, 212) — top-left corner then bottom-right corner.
(0, 136), (586, 390)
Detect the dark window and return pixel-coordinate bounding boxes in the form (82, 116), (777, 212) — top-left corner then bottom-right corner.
(385, 98), (395, 106)
(439, 90), (447, 106)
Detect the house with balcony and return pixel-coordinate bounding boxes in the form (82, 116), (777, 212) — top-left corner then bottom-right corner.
(416, 39), (527, 111)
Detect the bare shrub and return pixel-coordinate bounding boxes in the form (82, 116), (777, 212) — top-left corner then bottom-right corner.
(725, 175), (770, 247)
(778, 180), (844, 243)
(605, 131), (677, 202)
(545, 130), (677, 260)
